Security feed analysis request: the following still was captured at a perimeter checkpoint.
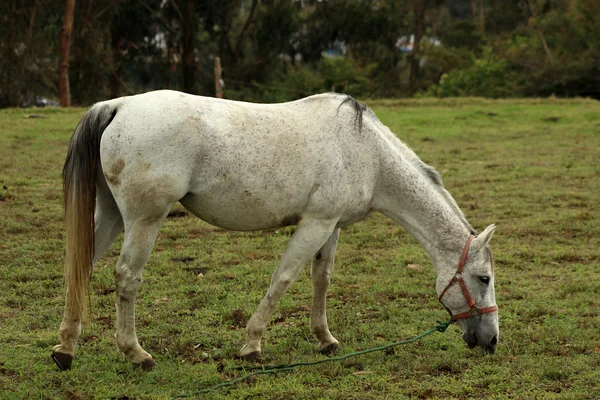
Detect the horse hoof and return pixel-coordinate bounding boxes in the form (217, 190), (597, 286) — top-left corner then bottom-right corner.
(51, 352), (73, 371)
(319, 343), (340, 356)
(238, 351), (262, 363)
(134, 358), (157, 371)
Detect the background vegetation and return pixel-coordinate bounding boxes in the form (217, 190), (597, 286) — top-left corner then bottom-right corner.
(1, 0), (599, 108)
(1, 99), (598, 399)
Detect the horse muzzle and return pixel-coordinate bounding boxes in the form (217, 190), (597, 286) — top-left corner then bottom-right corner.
(462, 321), (499, 354)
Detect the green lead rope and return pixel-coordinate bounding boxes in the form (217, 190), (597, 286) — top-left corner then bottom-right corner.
(173, 320), (453, 399)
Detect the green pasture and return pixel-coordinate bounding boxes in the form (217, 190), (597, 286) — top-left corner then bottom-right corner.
(0, 98), (599, 399)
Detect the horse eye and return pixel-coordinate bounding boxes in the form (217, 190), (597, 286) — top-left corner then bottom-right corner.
(478, 276), (491, 285)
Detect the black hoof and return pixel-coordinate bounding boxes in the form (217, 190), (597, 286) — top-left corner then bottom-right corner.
(51, 352), (73, 371)
(237, 351), (262, 363)
(319, 343), (341, 356)
(134, 358), (157, 371)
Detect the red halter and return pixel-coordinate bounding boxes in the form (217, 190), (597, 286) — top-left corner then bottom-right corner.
(438, 235), (498, 321)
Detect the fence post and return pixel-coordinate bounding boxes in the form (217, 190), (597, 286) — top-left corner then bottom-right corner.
(214, 57), (223, 98)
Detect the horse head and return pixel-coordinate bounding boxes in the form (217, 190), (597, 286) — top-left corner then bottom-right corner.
(437, 225), (499, 354)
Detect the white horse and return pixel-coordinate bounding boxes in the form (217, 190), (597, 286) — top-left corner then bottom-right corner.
(52, 91), (498, 371)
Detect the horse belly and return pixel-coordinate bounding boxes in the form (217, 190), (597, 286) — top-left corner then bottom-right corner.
(179, 187), (308, 231)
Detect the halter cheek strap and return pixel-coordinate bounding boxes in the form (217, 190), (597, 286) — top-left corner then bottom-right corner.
(438, 234), (498, 321)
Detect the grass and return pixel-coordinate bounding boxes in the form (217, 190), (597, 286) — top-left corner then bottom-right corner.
(1, 98), (599, 399)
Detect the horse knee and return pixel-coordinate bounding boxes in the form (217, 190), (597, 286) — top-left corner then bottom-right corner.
(114, 267), (142, 299)
(272, 270), (297, 289)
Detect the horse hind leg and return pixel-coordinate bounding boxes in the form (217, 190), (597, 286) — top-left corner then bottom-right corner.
(311, 228), (341, 354)
(110, 172), (187, 369)
(112, 214), (166, 370)
(93, 181), (125, 264)
(52, 185), (124, 370)
(239, 218), (338, 360)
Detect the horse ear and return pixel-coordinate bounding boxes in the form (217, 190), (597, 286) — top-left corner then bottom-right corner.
(472, 224), (496, 250)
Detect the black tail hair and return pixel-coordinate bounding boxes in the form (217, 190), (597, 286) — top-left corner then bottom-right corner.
(62, 103), (117, 322)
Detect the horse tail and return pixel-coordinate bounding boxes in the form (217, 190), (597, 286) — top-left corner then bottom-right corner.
(62, 102), (118, 319)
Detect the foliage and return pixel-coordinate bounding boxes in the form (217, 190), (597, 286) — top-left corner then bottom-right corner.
(225, 57), (375, 103)
(0, 1), (60, 107)
(1, 99), (599, 398)
(321, 57), (374, 95)
(427, 47), (518, 98)
(1, 0), (599, 107)
(441, 20), (483, 51)
(499, 0), (600, 97)
(428, 0), (600, 98)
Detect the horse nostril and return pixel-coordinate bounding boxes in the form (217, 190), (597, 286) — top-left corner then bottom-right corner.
(490, 335), (498, 346)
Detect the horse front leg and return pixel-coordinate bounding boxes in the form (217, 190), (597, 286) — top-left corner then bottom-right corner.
(239, 218), (338, 361)
(311, 228), (340, 354)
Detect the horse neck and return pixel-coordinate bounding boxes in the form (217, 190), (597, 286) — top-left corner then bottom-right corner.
(373, 157), (472, 268)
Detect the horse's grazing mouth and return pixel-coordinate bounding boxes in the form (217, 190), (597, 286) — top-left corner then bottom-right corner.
(463, 332), (479, 349)
(462, 331), (498, 354)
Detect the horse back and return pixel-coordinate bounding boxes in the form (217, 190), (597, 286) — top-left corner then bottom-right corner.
(99, 91), (381, 230)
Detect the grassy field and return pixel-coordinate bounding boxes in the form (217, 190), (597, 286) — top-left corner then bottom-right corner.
(0, 98), (599, 399)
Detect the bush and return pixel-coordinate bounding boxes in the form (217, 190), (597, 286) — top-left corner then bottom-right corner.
(225, 57), (375, 103)
(427, 47), (518, 98)
(321, 57), (374, 96)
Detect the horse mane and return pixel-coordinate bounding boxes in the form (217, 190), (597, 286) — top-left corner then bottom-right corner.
(358, 107), (476, 236)
(416, 162), (476, 235)
(337, 94), (367, 132)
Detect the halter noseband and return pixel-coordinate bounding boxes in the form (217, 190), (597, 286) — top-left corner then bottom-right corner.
(438, 234), (498, 321)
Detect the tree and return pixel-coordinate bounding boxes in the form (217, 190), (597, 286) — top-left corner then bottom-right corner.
(1, 0), (56, 107)
(409, 0), (444, 94)
(59, 0), (76, 107)
(2, 0), (598, 107)
(181, 0), (197, 93)
(409, 0), (426, 93)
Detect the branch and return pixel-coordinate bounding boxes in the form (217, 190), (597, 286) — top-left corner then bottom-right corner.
(110, 67), (135, 95)
(94, 0), (119, 20)
(536, 30), (554, 63)
(219, 0), (238, 61)
(524, 0), (554, 63)
(26, 0), (40, 54)
(168, 0), (183, 21)
(135, 0), (178, 35)
(234, 0), (258, 59)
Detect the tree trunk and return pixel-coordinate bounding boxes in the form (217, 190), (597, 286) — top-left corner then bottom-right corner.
(110, 23), (121, 99)
(218, 1), (238, 63)
(490, 0), (497, 36)
(524, 0), (554, 63)
(479, 0), (485, 32)
(234, 0), (258, 59)
(166, 29), (173, 89)
(4, 5), (16, 106)
(409, 0), (425, 93)
(27, 0), (41, 53)
(181, 0), (196, 93)
(214, 57), (223, 98)
(59, 0), (76, 107)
